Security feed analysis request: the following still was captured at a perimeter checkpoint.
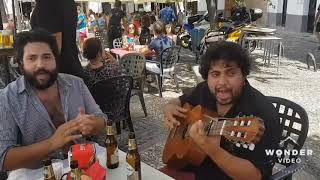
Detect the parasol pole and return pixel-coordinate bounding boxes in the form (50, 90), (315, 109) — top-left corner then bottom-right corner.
(11, 0), (16, 36)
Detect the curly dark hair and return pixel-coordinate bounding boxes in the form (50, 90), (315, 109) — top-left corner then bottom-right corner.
(199, 41), (251, 80)
(13, 28), (59, 65)
(82, 38), (102, 60)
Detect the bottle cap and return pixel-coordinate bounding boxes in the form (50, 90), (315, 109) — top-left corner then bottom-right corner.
(107, 121), (113, 127)
(70, 160), (79, 169)
(128, 132), (135, 139)
(42, 159), (52, 166)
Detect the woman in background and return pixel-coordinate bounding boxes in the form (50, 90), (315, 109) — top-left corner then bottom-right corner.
(164, 23), (177, 45)
(82, 38), (121, 88)
(77, 7), (87, 49)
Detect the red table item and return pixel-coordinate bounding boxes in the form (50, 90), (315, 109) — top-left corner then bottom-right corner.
(71, 144), (96, 169)
(84, 161), (107, 180)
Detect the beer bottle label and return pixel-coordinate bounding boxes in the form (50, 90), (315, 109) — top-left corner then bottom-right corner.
(111, 148), (119, 164)
(44, 169), (48, 176)
(126, 163), (139, 180)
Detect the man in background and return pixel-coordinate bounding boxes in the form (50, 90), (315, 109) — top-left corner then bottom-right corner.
(160, 2), (177, 25)
(108, 0), (125, 48)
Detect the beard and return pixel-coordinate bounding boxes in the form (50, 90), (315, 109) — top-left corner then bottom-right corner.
(24, 67), (58, 90)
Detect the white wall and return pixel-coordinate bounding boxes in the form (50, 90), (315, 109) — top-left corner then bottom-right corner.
(127, 2), (135, 14)
(286, 0), (309, 16)
(88, 2), (103, 13)
(198, 0), (207, 12)
(268, 0), (283, 14)
(198, 0), (225, 12)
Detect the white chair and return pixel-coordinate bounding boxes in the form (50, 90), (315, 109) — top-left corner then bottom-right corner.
(113, 38), (123, 49)
(146, 46), (181, 97)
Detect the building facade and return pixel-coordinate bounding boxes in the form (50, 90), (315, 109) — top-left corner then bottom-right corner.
(267, 0), (319, 32)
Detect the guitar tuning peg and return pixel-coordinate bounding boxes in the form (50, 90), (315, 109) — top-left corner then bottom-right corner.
(249, 143), (255, 151)
(247, 120), (251, 126)
(236, 142), (241, 147)
(242, 143), (248, 149)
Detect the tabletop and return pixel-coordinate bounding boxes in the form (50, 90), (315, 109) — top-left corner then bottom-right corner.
(110, 45), (148, 58)
(241, 27), (277, 33)
(7, 144), (174, 180)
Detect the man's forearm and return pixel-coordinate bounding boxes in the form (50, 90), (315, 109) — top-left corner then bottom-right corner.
(4, 138), (53, 171)
(207, 147), (262, 180)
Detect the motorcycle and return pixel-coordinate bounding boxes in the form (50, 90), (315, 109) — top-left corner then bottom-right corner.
(199, 7), (263, 56)
(176, 13), (208, 50)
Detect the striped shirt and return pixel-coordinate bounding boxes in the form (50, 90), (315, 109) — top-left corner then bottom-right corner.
(0, 73), (107, 171)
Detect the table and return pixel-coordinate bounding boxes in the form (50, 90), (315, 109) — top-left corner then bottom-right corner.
(7, 144), (174, 180)
(241, 27), (277, 34)
(110, 45), (148, 59)
(0, 48), (15, 88)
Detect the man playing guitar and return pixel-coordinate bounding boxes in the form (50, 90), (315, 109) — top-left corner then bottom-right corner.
(163, 42), (280, 180)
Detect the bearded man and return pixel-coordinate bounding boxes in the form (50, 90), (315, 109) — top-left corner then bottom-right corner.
(0, 29), (107, 171)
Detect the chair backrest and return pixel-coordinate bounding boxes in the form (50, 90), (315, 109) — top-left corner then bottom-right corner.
(120, 53), (146, 89)
(94, 31), (104, 43)
(119, 53), (146, 79)
(267, 96), (309, 166)
(159, 46), (181, 74)
(90, 76), (133, 123)
(113, 38), (123, 48)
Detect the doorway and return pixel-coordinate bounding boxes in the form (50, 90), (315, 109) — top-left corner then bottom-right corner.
(307, 0), (317, 32)
(282, 0), (288, 26)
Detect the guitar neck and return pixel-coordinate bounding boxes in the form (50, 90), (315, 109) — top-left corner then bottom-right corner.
(203, 116), (228, 136)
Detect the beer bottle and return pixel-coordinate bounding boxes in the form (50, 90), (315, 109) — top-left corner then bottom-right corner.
(126, 132), (141, 180)
(43, 159), (57, 180)
(105, 121), (119, 169)
(70, 160), (82, 180)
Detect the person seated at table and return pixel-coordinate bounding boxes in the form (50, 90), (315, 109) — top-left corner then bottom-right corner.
(140, 21), (173, 61)
(82, 38), (121, 88)
(139, 14), (152, 45)
(0, 29), (107, 171)
(122, 23), (140, 50)
(164, 23), (177, 45)
(162, 41), (280, 180)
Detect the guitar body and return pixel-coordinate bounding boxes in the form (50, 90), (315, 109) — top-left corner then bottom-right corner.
(162, 104), (218, 169)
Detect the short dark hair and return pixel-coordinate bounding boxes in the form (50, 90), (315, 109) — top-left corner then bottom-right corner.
(199, 41), (251, 80)
(82, 38), (102, 60)
(115, 0), (122, 8)
(153, 21), (164, 35)
(13, 29), (60, 64)
(141, 15), (150, 28)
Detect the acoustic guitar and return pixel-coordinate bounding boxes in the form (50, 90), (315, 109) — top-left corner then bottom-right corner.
(162, 103), (265, 169)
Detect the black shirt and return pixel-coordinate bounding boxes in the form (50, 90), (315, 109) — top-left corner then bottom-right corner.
(30, 0), (84, 78)
(31, 0), (63, 33)
(179, 81), (280, 180)
(109, 8), (125, 26)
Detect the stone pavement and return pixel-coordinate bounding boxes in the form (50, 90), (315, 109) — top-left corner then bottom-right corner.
(117, 31), (320, 180)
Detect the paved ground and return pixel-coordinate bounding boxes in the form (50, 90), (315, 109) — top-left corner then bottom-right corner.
(116, 29), (320, 180)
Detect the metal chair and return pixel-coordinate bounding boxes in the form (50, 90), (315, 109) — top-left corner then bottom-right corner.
(146, 46), (181, 98)
(113, 38), (123, 49)
(94, 31), (104, 42)
(119, 53), (148, 117)
(90, 76), (134, 134)
(267, 96), (309, 180)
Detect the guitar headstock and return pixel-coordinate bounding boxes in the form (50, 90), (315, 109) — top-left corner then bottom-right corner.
(223, 116), (265, 150)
